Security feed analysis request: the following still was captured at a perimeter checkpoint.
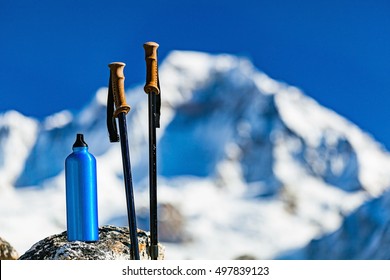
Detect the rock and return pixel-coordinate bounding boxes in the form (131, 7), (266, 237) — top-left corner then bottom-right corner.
(137, 203), (190, 243)
(158, 203), (189, 243)
(234, 254), (257, 260)
(0, 236), (19, 260)
(19, 225), (164, 260)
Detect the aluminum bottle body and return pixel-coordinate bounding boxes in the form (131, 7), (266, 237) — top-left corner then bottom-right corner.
(65, 146), (98, 241)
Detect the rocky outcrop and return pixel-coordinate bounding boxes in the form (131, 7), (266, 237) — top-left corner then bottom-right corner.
(19, 225), (164, 260)
(0, 236), (19, 260)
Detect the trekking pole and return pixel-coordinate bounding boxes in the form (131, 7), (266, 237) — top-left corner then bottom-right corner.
(107, 62), (140, 260)
(143, 42), (160, 260)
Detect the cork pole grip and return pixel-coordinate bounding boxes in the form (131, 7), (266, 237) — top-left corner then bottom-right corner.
(143, 42), (160, 94)
(108, 62), (131, 117)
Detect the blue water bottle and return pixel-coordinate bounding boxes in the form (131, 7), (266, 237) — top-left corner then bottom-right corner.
(65, 133), (99, 241)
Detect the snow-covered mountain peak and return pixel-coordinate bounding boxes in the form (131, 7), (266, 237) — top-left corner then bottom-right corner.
(160, 51), (256, 107)
(274, 86), (390, 195)
(158, 51), (390, 195)
(2, 50), (390, 259)
(0, 111), (38, 189)
(43, 110), (73, 130)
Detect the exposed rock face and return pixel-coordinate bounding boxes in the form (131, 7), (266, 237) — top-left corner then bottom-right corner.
(19, 225), (164, 260)
(158, 203), (188, 243)
(0, 236), (19, 260)
(136, 203), (189, 243)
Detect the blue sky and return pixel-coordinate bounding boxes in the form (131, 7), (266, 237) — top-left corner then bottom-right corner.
(1, 0), (390, 149)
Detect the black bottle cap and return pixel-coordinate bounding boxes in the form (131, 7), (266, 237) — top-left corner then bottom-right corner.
(73, 133), (88, 148)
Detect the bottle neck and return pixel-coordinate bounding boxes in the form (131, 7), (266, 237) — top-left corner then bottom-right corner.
(72, 147), (88, 152)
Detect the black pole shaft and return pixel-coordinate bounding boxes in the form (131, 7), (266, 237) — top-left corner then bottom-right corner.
(118, 112), (140, 260)
(148, 92), (159, 260)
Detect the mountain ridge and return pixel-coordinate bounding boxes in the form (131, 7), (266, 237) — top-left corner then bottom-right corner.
(1, 50), (390, 259)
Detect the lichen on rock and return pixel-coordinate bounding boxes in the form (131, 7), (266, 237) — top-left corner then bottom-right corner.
(0, 236), (19, 260)
(19, 225), (164, 260)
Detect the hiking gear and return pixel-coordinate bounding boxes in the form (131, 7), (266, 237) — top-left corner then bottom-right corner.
(65, 133), (99, 242)
(108, 62), (140, 260)
(143, 42), (160, 260)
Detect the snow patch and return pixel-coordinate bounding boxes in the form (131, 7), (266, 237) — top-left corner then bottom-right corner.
(43, 110), (73, 130)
